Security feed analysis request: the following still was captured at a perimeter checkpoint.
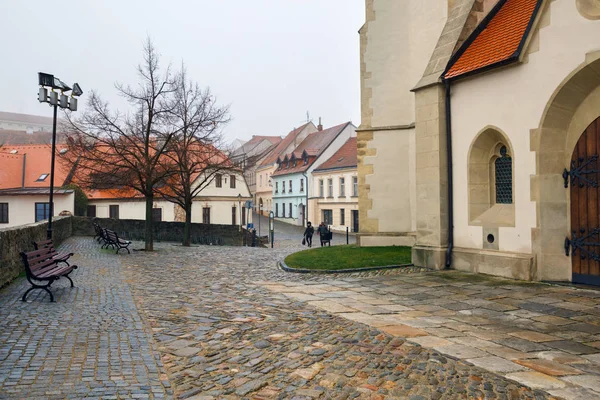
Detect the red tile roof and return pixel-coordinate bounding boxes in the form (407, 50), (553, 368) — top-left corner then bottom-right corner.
(444, 0), (542, 80)
(259, 123), (312, 167)
(314, 137), (357, 172)
(0, 145), (72, 190)
(272, 122), (353, 177)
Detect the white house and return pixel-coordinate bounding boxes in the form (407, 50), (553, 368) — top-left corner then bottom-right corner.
(272, 122), (356, 226)
(0, 145), (74, 228)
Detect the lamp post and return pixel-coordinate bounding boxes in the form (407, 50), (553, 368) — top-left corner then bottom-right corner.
(237, 193), (242, 232)
(37, 72), (83, 240)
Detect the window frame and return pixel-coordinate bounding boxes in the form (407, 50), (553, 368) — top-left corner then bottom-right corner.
(0, 203), (8, 224)
(353, 176), (358, 197)
(230, 174), (236, 189)
(327, 178), (333, 197)
(340, 177), (345, 197)
(109, 204), (119, 220)
(319, 179), (324, 197)
(340, 208), (345, 226)
(289, 202), (292, 218)
(215, 174), (223, 188)
(35, 202), (51, 222)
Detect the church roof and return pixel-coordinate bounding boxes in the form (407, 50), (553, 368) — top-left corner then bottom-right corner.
(444, 0), (543, 80)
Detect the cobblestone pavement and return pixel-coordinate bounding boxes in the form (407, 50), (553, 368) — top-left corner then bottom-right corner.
(0, 238), (170, 399)
(122, 239), (557, 399)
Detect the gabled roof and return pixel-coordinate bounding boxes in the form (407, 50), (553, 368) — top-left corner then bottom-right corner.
(444, 0), (543, 80)
(0, 111), (56, 126)
(0, 145), (72, 190)
(314, 137), (357, 172)
(259, 123), (312, 167)
(272, 122), (353, 177)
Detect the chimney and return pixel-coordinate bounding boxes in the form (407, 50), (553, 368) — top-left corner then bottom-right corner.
(317, 117), (323, 132)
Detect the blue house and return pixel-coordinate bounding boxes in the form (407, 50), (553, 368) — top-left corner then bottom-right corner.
(272, 121), (356, 226)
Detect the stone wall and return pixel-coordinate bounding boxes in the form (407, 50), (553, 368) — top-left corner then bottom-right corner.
(0, 216), (72, 289)
(72, 217), (245, 247)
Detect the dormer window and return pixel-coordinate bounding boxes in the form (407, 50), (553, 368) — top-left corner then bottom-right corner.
(36, 173), (49, 182)
(293, 160), (297, 167)
(303, 156), (308, 166)
(286, 161), (290, 169)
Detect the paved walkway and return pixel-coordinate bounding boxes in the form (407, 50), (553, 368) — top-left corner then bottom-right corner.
(0, 237), (598, 399)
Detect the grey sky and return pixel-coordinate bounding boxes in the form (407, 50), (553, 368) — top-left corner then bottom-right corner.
(0, 1), (364, 143)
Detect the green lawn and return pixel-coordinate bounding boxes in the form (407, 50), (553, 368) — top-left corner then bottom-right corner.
(284, 245), (412, 271)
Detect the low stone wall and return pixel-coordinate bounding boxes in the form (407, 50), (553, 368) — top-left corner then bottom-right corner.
(72, 217), (245, 246)
(0, 216), (72, 289)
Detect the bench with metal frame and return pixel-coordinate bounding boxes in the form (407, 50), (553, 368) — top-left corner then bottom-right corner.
(33, 239), (74, 266)
(103, 229), (131, 254)
(20, 247), (78, 302)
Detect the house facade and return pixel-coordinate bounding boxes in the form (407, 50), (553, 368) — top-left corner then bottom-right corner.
(360, 0), (600, 284)
(312, 137), (359, 233)
(255, 122), (317, 215)
(0, 145), (75, 228)
(272, 122), (357, 226)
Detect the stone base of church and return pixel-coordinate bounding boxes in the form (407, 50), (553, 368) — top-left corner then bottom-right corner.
(452, 248), (536, 281)
(412, 246), (447, 270)
(357, 232), (416, 247)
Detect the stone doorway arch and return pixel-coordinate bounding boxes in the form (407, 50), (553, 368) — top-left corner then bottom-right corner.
(532, 51), (600, 281)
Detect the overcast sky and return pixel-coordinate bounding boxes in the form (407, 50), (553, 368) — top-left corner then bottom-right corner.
(0, 1), (364, 143)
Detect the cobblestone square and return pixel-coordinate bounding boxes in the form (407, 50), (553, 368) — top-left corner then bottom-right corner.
(1, 236), (599, 399)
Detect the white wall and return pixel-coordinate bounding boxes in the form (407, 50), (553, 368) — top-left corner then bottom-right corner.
(0, 193), (74, 228)
(312, 169), (359, 231)
(450, 1), (600, 253)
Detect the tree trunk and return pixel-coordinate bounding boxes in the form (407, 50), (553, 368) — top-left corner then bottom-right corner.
(145, 194), (154, 251)
(183, 202), (192, 247)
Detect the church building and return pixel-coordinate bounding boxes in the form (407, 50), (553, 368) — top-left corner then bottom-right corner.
(358, 0), (600, 284)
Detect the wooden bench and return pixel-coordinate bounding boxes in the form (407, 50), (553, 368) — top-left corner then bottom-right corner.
(33, 239), (74, 266)
(94, 222), (107, 243)
(20, 248), (78, 302)
(103, 229), (131, 254)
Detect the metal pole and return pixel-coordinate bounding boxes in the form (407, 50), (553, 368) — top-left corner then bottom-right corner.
(258, 206), (261, 236)
(347, 226), (349, 245)
(47, 104), (58, 240)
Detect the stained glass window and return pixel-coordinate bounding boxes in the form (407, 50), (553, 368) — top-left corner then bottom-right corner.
(495, 146), (512, 204)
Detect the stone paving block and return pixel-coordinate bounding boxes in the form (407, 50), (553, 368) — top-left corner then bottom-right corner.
(409, 336), (453, 348)
(497, 337), (550, 352)
(515, 359), (584, 376)
(433, 344), (488, 359)
(378, 324), (428, 338)
(307, 300), (355, 314)
(532, 315), (575, 326)
(505, 371), (567, 390)
(548, 386), (600, 400)
(545, 340), (599, 355)
(583, 353), (600, 364)
(509, 331), (560, 343)
(563, 374), (600, 393)
(466, 356), (527, 373)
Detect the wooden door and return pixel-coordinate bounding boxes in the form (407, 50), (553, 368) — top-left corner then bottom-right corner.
(568, 116), (600, 285)
(352, 210), (359, 233)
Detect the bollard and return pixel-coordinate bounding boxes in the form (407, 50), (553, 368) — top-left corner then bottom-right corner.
(346, 226), (349, 245)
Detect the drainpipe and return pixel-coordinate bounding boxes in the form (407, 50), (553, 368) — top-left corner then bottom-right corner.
(303, 172), (309, 227)
(443, 78), (454, 269)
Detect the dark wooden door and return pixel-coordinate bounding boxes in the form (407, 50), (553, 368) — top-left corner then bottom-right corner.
(569, 116), (600, 285)
(352, 210), (359, 233)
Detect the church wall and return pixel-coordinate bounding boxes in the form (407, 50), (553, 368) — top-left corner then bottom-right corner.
(448, 0), (600, 280)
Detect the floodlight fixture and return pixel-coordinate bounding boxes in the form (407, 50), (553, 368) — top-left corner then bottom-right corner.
(72, 83), (83, 97)
(38, 72), (54, 87)
(38, 87), (48, 103)
(53, 78), (71, 92)
(49, 91), (58, 106)
(68, 97), (78, 111)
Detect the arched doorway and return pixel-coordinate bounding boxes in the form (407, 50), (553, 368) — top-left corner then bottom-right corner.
(566, 116), (600, 285)
(259, 197), (264, 216)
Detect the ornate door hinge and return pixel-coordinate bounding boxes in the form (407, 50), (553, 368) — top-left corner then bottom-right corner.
(563, 154), (600, 188)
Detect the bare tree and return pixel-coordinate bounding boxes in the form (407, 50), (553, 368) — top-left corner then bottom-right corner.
(62, 38), (178, 251)
(156, 67), (232, 246)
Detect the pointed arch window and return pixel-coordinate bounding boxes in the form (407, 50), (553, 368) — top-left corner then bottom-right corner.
(494, 146), (513, 204)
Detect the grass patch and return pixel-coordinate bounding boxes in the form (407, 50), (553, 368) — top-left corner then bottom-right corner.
(284, 245), (412, 271)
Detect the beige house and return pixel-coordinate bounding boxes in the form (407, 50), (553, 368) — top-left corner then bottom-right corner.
(360, 0), (600, 284)
(0, 145), (74, 229)
(311, 137), (359, 233)
(255, 122), (317, 215)
(87, 171), (252, 226)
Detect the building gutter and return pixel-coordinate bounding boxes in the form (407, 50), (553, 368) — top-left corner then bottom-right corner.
(442, 78), (454, 269)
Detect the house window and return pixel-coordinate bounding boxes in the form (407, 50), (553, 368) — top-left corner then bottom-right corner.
(289, 180), (292, 193)
(282, 203), (286, 218)
(215, 174), (222, 188)
(495, 146), (513, 204)
(340, 177), (345, 197)
(0, 203), (8, 223)
(35, 203), (51, 222)
(87, 205), (96, 218)
(300, 179), (304, 192)
(275, 181), (279, 193)
(275, 203), (279, 217)
(282, 181), (286, 193)
(232, 206), (237, 226)
(327, 179), (333, 197)
(109, 205), (119, 219)
(202, 207), (211, 224)
(152, 208), (162, 222)
(323, 209), (333, 225)
(303, 156), (308, 165)
(353, 176), (358, 197)
(319, 179), (324, 197)
(340, 209), (345, 225)
(230, 175), (236, 189)
(289, 203), (292, 218)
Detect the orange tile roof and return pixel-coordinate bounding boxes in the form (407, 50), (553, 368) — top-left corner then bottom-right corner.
(0, 144), (72, 190)
(314, 137), (357, 172)
(259, 123), (311, 167)
(444, 0), (542, 80)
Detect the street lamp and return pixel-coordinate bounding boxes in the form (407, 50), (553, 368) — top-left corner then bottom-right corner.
(237, 193), (242, 232)
(37, 72), (83, 240)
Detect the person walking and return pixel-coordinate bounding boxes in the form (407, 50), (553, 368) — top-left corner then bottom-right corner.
(303, 222), (314, 247)
(317, 222), (329, 247)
